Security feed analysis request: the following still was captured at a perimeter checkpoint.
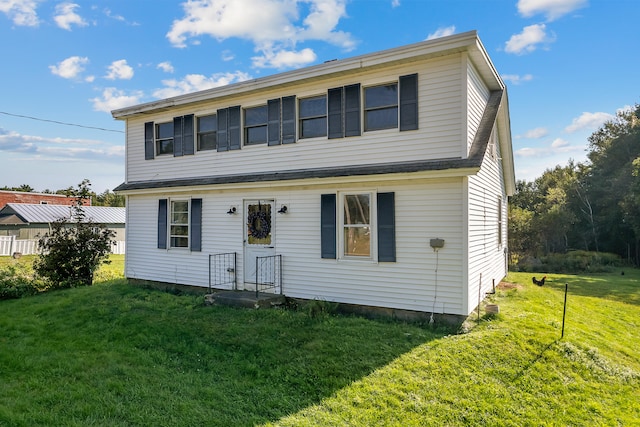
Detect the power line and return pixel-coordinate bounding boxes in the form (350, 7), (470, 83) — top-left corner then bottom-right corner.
(0, 111), (124, 134)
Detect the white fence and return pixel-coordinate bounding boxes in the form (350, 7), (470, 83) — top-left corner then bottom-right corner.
(0, 236), (125, 256)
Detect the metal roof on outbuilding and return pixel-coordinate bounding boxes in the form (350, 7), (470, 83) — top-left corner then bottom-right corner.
(0, 204), (125, 225)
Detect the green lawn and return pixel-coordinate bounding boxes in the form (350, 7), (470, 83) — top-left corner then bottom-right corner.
(0, 258), (638, 426)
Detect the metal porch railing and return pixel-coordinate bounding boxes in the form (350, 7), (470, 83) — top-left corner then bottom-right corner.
(255, 254), (282, 297)
(208, 252), (237, 291)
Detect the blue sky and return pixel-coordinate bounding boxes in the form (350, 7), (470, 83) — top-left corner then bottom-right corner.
(0, 0), (637, 193)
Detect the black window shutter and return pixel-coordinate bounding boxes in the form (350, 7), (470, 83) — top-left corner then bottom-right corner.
(190, 198), (202, 252)
(281, 95), (296, 144)
(267, 98), (281, 146)
(144, 121), (154, 160)
(399, 73), (418, 131)
(183, 114), (195, 155)
(377, 192), (396, 262)
(328, 87), (343, 139)
(217, 108), (228, 152)
(173, 116), (184, 157)
(228, 106), (241, 150)
(321, 194), (337, 259)
(344, 84), (361, 137)
(158, 199), (168, 249)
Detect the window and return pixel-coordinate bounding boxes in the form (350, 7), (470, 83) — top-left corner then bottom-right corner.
(342, 193), (372, 258)
(244, 105), (268, 145)
(364, 83), (398, 131)
(170, 200), (189, 248)
(197, 114), (217, 151)
(321, 192), (395, 262)
(157, 199), (201, 251)
(155, 122), (174, 155)
(299, 95), (327, 139)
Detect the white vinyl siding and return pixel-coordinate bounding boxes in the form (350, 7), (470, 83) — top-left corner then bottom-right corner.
(123, 54), (464, 184)
(465, 125), (507, 314)
(123, 177), (467, 315)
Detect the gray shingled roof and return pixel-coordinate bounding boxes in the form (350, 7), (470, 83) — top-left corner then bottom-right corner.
(0, 204), (125, 225)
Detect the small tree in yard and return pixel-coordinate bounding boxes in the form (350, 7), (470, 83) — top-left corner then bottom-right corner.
(34, 180), (116, 288)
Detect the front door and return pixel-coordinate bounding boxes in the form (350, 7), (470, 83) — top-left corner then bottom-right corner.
(243, 200), (275, 289)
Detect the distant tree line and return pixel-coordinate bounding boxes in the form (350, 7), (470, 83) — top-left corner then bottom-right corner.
(0, 183), (124, 207)
(509, 104), (640, 267)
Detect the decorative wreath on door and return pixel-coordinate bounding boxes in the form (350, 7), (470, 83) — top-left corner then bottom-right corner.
(247, 210), (271, 239)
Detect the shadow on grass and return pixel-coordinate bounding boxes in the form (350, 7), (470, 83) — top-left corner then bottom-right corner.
(540, 269), (640, 306)
(1, 282), (454, 426)
(511, 339), (559, 382)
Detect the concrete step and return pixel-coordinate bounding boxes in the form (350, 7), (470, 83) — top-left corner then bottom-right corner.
(205, 290), (286, 309)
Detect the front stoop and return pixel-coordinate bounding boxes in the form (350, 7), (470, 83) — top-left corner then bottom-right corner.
(204, 291), (286, 309)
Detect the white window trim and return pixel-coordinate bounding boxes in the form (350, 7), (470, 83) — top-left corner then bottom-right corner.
(169, 198), (190, 249)
(298, 94), (328, 140)
(155, 121), (174, 156)
(338, 190), (378, 262)
(363, 81), (399, 132)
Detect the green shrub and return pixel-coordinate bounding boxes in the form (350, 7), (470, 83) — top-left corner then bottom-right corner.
(515, 250), (625, 273)
(34, 180), (115, 289)
(0, 263), (49, 300)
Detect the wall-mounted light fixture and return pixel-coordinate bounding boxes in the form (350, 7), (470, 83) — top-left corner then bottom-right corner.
(277, 205), (288, 214)
(227, 206), (237, 215)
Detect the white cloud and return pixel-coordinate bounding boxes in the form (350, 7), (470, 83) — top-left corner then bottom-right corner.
(166, 0), (355, 69)
(426, 25), (456, 40)
(565, 111), (614, 133)
(222, 50), (235, 61)
(103, 8), (124, 22)
(550, 138), (570, 149)
(157, 61), (175, 73)
(0, 129), (123, 162)
(515, 139), (584, 158)
(517, 0), (587, 21)
(152, 71), (252, 99)
(252, 47), (317, 69)
(515, 147), (539, 158)
(105, 59), (134, 80)
(505, 24), (555, 55)
(49, 56), (89, 79)
(518, 127), (548, 139)
(391, 0), (400, 7)
(501, 73), (534, 85)
(54, 2), (87, 30)
(0, 0), (40, 26)
(91, 88), (144, 113)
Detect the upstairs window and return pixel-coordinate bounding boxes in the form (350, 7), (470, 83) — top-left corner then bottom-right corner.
(155, 122), (174, 155)
(364, 83), (398, 131)
(299, 95), (327, 139)
(197, 114), (217, 151)
(244, 105), (268, 145)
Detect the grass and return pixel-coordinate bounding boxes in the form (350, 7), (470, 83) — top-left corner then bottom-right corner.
(0, 258), (638, 426)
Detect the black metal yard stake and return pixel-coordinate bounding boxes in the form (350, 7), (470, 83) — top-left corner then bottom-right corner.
(561, 283), (568, 339)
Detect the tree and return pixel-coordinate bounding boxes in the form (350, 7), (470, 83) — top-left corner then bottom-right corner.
(95, 189), (125, 207)
(0, 184), (35, 192)
(34, 180), (116, 288)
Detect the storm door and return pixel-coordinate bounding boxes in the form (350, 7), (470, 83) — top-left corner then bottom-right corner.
(243, 200), (275, 288)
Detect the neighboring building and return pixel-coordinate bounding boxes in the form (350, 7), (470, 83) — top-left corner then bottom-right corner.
(112, 31), (515, 318)
(0, 190), (89, 210)
(0, 204), (125, 255)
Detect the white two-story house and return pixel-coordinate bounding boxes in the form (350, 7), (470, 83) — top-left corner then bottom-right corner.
(113, 31), (515, 319)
